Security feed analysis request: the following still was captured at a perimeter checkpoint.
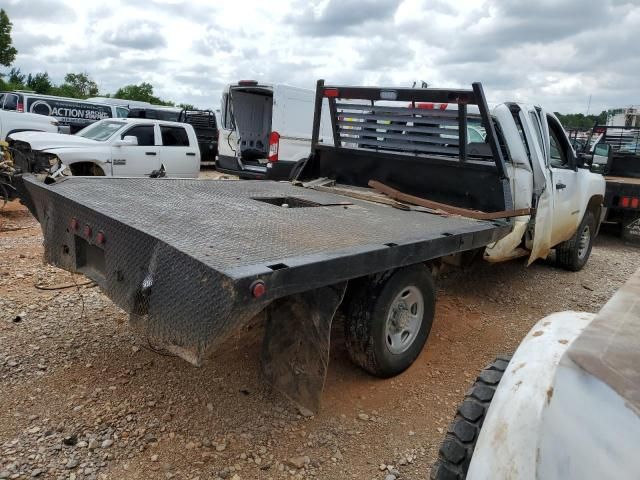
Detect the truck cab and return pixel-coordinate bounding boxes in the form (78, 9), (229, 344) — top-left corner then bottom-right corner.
(485, 104), (605, 269)
(9, 118), (200, 178)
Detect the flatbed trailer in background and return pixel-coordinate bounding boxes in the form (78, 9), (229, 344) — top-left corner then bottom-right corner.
(590, 125), (640, 244)
(15, 80), (602, 411)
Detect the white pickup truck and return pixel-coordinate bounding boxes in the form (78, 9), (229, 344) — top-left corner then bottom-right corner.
(9, 118), (201, 178)
(11, 82), (609, 415)
(0, 108), (60, 140)
(432, 267), (640, 480)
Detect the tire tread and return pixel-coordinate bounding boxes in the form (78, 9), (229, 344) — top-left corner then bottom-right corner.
(430, 356), (511, 480)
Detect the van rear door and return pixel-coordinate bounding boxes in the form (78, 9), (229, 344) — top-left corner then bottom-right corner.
(232, 86), (273, 171)
(270, 85), (319, 165)
(217, 84), (274, 177)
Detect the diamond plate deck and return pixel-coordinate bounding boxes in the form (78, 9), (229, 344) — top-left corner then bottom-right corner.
(25, 176), (508, 274)
(21, 176), (511, 366)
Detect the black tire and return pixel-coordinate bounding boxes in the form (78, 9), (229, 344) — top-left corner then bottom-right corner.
(288, 158), (307, 181)
(431, 355), (512, 480)
(344, 265), (436, 378)
(556, 210), (596, 271)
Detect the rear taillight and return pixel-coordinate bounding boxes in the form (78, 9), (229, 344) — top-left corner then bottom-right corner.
(268, 131), (280, 163)
(619, 196), (640, 208)
(17, 103), (24, 113)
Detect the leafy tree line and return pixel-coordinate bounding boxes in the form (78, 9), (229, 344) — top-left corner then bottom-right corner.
(554, 111), (609, 129)
(0, 8), (193, 109)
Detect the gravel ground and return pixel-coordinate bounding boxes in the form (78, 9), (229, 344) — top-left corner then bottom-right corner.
(1, 197), (639, 480)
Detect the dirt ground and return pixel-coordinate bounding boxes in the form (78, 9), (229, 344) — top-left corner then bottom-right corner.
(1, 195), (639, 480)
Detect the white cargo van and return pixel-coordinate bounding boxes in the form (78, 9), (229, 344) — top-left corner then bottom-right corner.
(216, 81), (330, 180)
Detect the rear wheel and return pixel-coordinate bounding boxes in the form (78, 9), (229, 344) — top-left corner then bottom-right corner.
(430, 355), (512, 480)
(556, 210), (596, 271)
(344, 265), (436, 378)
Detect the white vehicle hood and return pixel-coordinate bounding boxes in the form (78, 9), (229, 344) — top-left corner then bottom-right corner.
(8, 131), (102, 151)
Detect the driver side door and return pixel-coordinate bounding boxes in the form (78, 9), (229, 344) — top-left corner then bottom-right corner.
(111, 124), (160, 176)
(543, 114), (582, 246)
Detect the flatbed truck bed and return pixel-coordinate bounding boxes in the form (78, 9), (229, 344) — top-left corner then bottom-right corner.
(23, 176), (509, 294)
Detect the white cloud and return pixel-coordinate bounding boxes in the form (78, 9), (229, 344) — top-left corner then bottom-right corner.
(1, 0), (638, 113)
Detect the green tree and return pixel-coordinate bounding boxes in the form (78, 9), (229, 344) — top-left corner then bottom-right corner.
(114, 82), (174, 106)
(26, 72), (52, 94)
(178, 103), (195, 110)
(0, 9), (17, 67)
(57, 72), (99, 98)
(8, 66), (25, 85)
(555, 110), (609, 129)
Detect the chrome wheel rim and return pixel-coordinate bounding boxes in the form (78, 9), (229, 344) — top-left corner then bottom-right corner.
(385, 286), (424, 354)
(577, 225), (591, 260)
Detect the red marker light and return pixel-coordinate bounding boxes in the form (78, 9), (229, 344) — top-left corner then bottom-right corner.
(83, 225), (92, 238)
(250, 280), (266, 298)
(621, 196), (630, 208)
(96, 231), (106, 245)
(268, 131), (280, 163)
(70, 218), (79, 231)
(632, 198), (639, 209)
(324, 88), (339, 98)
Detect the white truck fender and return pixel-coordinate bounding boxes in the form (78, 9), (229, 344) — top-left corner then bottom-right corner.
(467, 310), (594, 480)
(469, 268), (640, 480)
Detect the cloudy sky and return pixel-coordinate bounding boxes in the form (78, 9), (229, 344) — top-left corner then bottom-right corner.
(3, 0), (639, 113)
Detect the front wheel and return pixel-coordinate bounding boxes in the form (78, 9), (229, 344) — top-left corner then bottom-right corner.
(556, 210), (596, 271)
(344, 265), (436, 378)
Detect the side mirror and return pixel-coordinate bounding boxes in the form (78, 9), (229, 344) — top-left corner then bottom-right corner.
(115, 135), (138, 146)
(576, 152), (592, 169)
(593, 143), (611, 157)
(591, 143), (611, 173)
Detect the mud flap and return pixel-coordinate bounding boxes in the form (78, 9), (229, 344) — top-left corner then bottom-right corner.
(261, 282), (347, 413)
